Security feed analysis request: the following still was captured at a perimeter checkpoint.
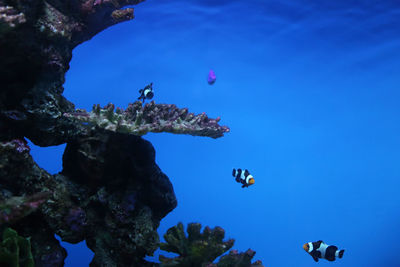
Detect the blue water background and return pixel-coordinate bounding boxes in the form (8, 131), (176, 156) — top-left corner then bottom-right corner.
(29, 1), (400, 266)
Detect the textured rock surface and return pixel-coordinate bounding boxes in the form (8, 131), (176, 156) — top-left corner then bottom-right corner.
(0, 0), (145, 146)
(0, 191), (50, 225)
(0, 131), (176, 266)
(0, 139), (68, 266)
(62, 130), (176, 266)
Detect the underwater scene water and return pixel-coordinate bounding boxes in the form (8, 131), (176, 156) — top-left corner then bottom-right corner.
(28, 0), (400, 266)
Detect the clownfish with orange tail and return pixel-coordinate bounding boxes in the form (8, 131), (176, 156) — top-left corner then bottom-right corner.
(232, 169), (255, 188)
(303, 240), (344, 262)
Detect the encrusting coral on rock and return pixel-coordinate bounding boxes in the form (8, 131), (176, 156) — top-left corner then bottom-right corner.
(0, 5), (26, 34)
(0, 192), (51, 226)
(159, 222), (264, 267)
(0, 0), (146, 146)
(64, 101), (230, 138)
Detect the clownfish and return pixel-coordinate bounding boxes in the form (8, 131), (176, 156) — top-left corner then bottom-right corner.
(138, 83), (154, 102)
(303, 240), (344, 262)
(232, 168), (255, 188)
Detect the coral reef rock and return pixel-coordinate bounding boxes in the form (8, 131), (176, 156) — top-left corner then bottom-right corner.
(64, 101), (230, 138)
(0, 191), (51, 225)
(62, 130), (177, 266)
(0, 0), (145, 146)
(0, 131), (177, 266)
(159, 222), (263, 267)
(0, 0), (233, 266)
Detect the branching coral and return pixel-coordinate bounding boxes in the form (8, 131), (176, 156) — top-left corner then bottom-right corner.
(215, 249), (264, 267)
(0, 228), (34, 267)
(159, 222), (264, 267)
(159, 222), (234, 266)
(64, 101), (230, 139)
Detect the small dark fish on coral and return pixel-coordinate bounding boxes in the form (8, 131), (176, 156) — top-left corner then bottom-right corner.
(138, 82), (154, 102)
(232, 168), (255, 188)
(208, 69), (216, 85)
(303, 240), (344, 262)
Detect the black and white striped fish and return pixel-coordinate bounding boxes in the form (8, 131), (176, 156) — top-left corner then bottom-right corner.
(303, 240), (344, 262)
(138, 83), (154, 102)
(232, 168), (255, 188)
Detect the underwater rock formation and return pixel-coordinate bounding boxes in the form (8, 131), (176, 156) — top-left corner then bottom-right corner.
(159, 222), (263, 267)
(0, 0), (236, 266)
(64, 101), (229, 138)
(0, 130), (177, 266)
(0, 0), (228, 145)
(0, 0), (145, 146)
(62, 130), (177, 266)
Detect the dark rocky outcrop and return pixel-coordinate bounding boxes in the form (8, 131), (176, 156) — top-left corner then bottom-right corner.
(0, 0), (145, 146)
(0, 131), (176, 266)
(0, 0), (241, 266)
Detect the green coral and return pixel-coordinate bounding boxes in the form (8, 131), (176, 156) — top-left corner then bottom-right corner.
(159, 222), (234, 266)
(0, 228), (34, 267)
(216, 249), (264, 267)
(159, 223), (264, 267)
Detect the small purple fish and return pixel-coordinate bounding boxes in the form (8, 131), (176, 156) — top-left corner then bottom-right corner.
(208, 69), (216, 85)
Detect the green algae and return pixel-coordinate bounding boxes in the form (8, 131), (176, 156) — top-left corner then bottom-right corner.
(0, 228), (34, 267)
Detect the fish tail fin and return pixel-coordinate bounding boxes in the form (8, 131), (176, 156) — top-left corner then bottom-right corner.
(339, 250), (344, 258)
(232, 169), (236, 177)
